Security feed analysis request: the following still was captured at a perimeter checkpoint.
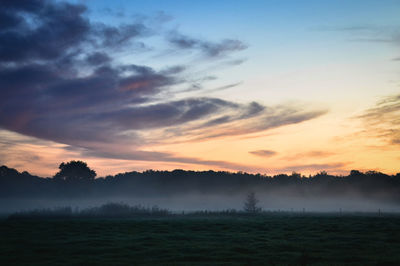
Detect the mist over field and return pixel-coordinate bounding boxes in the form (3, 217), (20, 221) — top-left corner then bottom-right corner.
(1, 193), (398, 214)
(1, 163), (399, 214)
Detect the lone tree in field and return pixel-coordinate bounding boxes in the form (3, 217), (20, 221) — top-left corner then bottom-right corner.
(243, 191), (261, 213)
(54, 160), (96, 182)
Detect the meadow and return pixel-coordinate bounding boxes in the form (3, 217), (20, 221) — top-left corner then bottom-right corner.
(1, 213), (400, 265)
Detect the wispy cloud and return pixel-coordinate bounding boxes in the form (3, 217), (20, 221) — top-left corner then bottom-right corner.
(249, 150), (277, 157)
(276, 163), (348, 175)
(205, 82), (243, 93)
(152, 102), (327, 144)
(283, 150), (335, 161)
(167, 31), (248, 58)
(312, 25), (379, 32)
(315, 24), (400, 45)
(357, 94), (400, 145)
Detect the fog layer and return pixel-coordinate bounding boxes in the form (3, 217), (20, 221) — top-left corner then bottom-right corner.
(1, 166), (399, 213)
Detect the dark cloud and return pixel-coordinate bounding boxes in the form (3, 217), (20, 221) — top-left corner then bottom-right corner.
(0, 63), (181, 144)
(249, 150), (277, 157)
(117, 65), (177, 94)
(97, 98), (237, 131)
(358, 94), (400, 145)
(93, 23), (150, 48)
(0, 0), (151, 65)
(85, 52), (111, 65)
(0, 0), (44, 11)
(0, 1), (90, 63)
(0, 0), (326, 169)
(167, 31), (247, 57)
(0, 9), (24, 29)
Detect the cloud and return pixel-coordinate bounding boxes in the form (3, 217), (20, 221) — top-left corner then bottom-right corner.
(97, 98), (238, 131)
(0, 65), (182, 144)
(153, 104), (327, 143)
(0, 1), (90, 63)
(357, 94), (400, 145)
(0, 0), (151, 65)
(224, 59), (247, 66)
(0, 0), (327, 170)
(174, 80), (240, 94)
(205, 82), (243, 93)
(313, 25), (378, 32)
(85, 52), (111, 65)
(93, 22), (150, 48)
(167, 31), (247, 57)
(81, 147), (262, 173)
(283, 150), (335, 160)
(249, 150), (277, 157)
(197, 107), (327, 140)
(99, 7), (125, 18)
(315, 24), (400, 46)
(276, 163), (348, 174)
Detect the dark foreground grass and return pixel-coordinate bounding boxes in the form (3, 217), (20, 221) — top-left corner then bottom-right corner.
(1, 214), (400, 265)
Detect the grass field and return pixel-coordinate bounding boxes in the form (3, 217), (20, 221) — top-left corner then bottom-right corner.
(1, 214), (400, 265)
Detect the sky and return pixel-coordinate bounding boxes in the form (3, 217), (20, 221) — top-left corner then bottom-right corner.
(0, 0), (400, 177)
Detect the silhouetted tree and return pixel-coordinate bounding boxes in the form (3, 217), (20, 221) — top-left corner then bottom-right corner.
(350, 170), (363, 177)
(317, 171), (328, 176)
(54, 160), (96, 182)
(243, 191), (261, 213)
(291, 172), (302, 179)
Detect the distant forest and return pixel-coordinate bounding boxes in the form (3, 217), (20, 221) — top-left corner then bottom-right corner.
(1, 161), (400, 202)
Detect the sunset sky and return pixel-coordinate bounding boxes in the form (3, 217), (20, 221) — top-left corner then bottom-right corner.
(1, 0), (400, 177)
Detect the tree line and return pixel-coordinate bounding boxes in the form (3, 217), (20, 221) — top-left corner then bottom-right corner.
(1, 161), (400, 201)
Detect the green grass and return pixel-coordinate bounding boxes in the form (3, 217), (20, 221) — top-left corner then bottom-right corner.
(1, 214), (400, 265)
